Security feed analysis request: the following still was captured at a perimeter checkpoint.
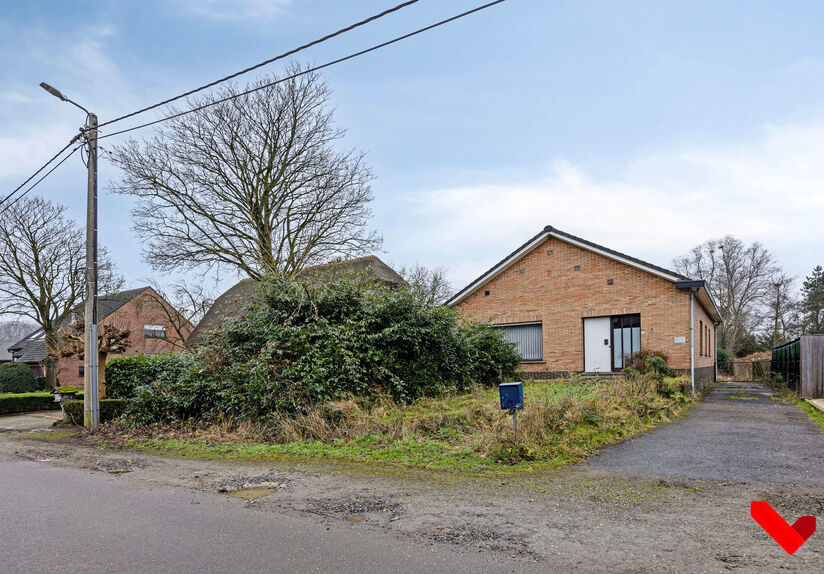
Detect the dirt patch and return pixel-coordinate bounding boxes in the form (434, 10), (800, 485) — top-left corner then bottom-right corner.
(203, 470), (290, 493)
(15, 447), (71, 462)
(309, 495), (404, 522)
(85, 457), (147, 474)
(428, 525), (531, 555)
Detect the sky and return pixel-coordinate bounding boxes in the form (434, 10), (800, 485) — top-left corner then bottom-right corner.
(1, 0), (823, 298)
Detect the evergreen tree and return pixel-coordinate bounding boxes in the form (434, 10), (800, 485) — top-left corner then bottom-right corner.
(800, 265), (824, 334)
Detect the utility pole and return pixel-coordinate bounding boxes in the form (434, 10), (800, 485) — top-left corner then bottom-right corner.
(84, 113), (100, 429)
(39, 82), (99, 429)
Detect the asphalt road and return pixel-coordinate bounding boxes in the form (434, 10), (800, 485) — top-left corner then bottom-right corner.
(0, 456), (537, 574)
(587, 381), (824, 487)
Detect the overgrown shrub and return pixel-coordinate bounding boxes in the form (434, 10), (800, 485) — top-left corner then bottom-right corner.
(716, 347), (730, 364)
(623, 349), (670, 375)
(62, 399), (126, 425)
(107, 354), (194, 399)
(125, 276), (521, 424)
(0, 362), (39, 393)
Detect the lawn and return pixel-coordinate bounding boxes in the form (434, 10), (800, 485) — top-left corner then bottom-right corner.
(104, 376), (691, 474)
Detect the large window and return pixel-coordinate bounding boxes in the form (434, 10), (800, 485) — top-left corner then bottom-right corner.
(500, 322), (543, 362)
(612, 314), (641, 369)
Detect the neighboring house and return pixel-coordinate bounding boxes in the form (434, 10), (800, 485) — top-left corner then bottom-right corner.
(187, 255), (406, 346)
(8, 287), (192, 388)
(448, 225), (722, 392)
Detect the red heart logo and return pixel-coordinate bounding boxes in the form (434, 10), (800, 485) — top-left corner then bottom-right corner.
(751, 501), (816, 555)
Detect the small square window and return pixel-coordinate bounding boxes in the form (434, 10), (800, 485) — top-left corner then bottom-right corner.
(546, 249), (553, 255)
(574, 265), (581, 271)
(144, 324), (166, 339)
(78, 365), (84, 377)
(484, 290), (490, 296)
(518, 268), (525, 275)
(607, 279), (614, 285)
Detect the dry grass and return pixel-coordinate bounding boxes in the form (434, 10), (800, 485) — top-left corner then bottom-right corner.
(97, 375), (691, 471)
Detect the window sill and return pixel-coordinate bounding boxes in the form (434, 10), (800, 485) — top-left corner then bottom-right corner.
(520, 360), (545, 364)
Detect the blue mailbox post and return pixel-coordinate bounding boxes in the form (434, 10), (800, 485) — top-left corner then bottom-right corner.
(498, 382), (524, 432)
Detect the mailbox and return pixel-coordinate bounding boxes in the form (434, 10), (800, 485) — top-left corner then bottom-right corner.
(498, 382), (524, 410)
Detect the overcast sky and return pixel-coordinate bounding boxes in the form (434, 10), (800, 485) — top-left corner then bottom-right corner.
(2, 0), (823, 296)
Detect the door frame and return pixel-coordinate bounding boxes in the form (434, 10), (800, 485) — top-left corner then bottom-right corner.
(609, 313), (642, 372)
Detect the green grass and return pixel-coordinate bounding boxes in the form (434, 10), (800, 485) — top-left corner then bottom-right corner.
(108, 377), (691, 475)
(792, 398), (824, 430)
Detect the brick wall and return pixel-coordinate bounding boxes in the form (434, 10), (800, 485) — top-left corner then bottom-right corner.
(57, 288), (190, 389)
(457, 236), (716, 374)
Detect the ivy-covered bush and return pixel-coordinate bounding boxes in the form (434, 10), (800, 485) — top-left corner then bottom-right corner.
(125, 276), (521, 424)
(0, 362), (39, 393)
(107, 354), (194, 399)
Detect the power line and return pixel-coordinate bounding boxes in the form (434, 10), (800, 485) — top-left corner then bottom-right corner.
(0, 135), (82, 210)
(0, 144), (83, 217)
(96, 0), (421, 130)
(98, 0), (507, 141)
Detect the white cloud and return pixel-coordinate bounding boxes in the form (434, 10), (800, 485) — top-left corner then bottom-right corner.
(174, 0), (291, 22)
(391, 120), (824, 288)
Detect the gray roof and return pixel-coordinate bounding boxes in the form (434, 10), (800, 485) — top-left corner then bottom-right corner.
(187, 256), (405, 346)
(7, 287), (149, 365)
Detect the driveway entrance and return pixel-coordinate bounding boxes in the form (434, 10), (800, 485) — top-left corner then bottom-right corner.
(586, 381), (824, 487)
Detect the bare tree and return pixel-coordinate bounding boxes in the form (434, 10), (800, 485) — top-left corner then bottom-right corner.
(398, 264), (454, 305)
(140, 280), (211, 347)
(0, 320), (38, 345)
(110, 63), (381, 280)
(674, 235), (778, 356)
(800, 265), (824, 334)
(764, 273), (797, 348)
(0, 196), (122, 387)
(60, 319), (132, 398)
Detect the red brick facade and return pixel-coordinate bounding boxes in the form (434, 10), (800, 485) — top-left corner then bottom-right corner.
(454, 234), (718, 379)
(58, 288), (190, 389)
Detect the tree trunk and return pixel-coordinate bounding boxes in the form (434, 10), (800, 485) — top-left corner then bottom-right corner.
(97, 351), (107, 399)
(44, 329), (59, 389)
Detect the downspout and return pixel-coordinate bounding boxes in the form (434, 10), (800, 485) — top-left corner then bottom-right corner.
(714, 323), (718, 383)
(689, 291), (695, 397)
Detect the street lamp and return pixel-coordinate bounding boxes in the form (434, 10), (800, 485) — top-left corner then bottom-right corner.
(40, 81), (99, 429)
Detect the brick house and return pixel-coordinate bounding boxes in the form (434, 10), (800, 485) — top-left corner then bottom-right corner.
(8, 287), (191, 389)
(448, 226), (722, 392)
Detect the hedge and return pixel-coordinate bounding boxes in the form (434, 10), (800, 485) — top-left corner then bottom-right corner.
(0, 392), (60, 415)
(0, 391), (87, 416)
(61, 399), (126, 426)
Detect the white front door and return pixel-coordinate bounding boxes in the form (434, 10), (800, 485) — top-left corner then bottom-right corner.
(584, 317), (612, 372)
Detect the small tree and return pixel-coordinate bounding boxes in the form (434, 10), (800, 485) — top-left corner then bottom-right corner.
(60, 320), (132, 399)
(398, 264), (454, 304)
(0, 196), (123, 388)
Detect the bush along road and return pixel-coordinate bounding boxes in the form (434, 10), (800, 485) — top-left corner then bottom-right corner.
(2, 380), (824, 572)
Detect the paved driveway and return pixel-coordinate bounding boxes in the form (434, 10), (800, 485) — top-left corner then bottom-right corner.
(586, 381), (824, 487)
(0, 412), (61, 432)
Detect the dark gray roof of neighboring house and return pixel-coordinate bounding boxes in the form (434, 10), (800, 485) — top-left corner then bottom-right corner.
(447, 225), (691, 306)
(7, 287), (149, 365)
(186, 256), (406, 346)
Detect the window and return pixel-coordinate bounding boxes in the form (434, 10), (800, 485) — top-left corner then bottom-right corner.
(144, 324), (166, 339)
(78, 366), (84, 377)
(699, 320), (703, 356)
(484, 290), (490, 296)
(612, 314), (641, 369)
(499, 323), (542, 362)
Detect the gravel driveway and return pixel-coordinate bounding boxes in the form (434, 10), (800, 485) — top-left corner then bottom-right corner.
(586, 381), (824, 487)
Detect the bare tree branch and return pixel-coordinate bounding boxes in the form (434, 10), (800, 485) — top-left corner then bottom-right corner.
(0, 196), (123, 387)
(397, 264), (454, 305)
(674, 235), (780, 356)
(110, 63), (382, 280)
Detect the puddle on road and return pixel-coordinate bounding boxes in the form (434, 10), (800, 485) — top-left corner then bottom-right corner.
(225, 486), (277, 500)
